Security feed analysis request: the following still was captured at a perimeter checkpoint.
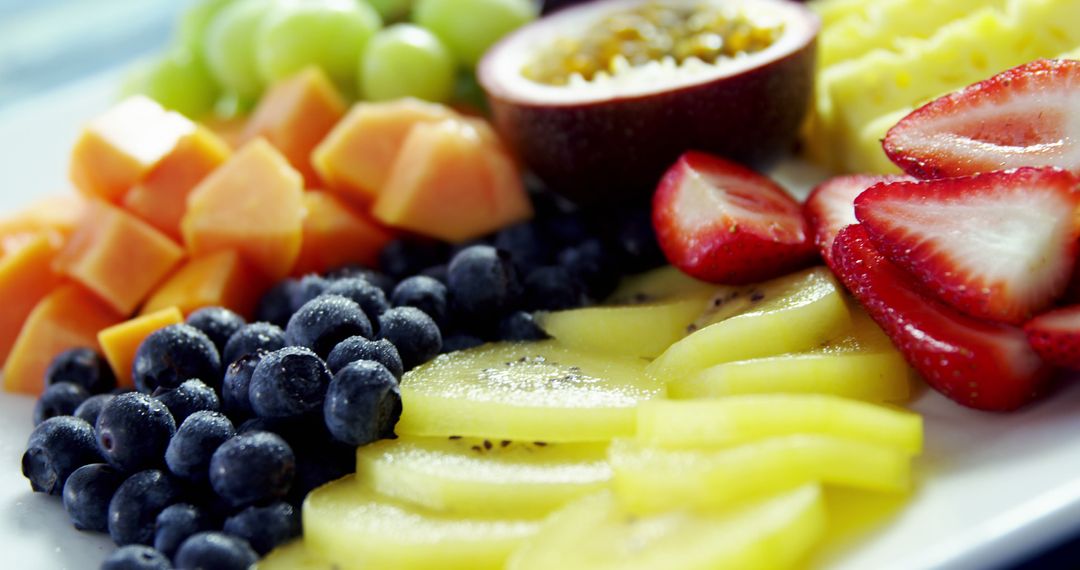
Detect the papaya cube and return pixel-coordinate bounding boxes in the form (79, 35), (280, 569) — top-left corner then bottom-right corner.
(98, 306), (184, 388)
(182, 139), (304, 280)
(3, 284), (123, 394)
(70, 96), (196, 202)
(0, 234), (64, 366)
(241, 67), (346, 186)
(372, 119), (533, 242)
(0, 195), (86, 257)
(203, 115), (247, 150)
(312, 98), (457, 203)
(292, 191), (394, 276)
(54, 200), (185, 315)
(123, 126), (231, 241)
(142, 250), (268, 319)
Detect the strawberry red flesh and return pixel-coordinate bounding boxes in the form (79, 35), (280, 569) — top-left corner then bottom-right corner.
(831, 224), (1050, 412)
(1024, 305), (1080, 370)
(652, 151), (814, 284)
(854, 167), (1080, 325)
(883, 59), (1080, 179)
(802, 174), (912, 269)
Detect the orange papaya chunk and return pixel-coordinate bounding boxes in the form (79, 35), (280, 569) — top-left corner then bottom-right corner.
(0, 195), (86, 257)
(242, 67), (346, 186)
(0, 234), (64, 366)
(312, 98), (457, 203)
(372, 119), (533, 242)
(69, 96), (196, 202)
(3, 284), (123, 395)
(182, 139), (304, 280)
(292, 191), (394, 276)
(203, 116), (247, 150)
(123, 127), (231, 241)
(98, 306), (184, 388)
(143, 250), (268, 319)
(54, 200), (185, 315)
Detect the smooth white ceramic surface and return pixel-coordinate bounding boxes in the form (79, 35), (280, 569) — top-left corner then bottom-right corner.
(2, 71), (1080, 570)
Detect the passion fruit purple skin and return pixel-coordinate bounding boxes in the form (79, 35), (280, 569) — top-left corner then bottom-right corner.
(479, 0), (820, 204)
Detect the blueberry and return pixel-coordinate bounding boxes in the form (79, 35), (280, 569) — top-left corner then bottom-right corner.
(559, 239), (618, 299)
(447, 245), (521, 322)
(222, 322), (285, 366)
(175, 532), (257, 570)
(441, 333), (485, 353)
(21, 416), (101, 495)
(153, 379), (220, 426)
(133, 324), (222, 394)
(324, 361), (402, 446)
(290, 274), (332, 312)
(419, 263), (448, 284)
(539, 211), (591, 249)
(63, 463), (124, 532)
(45, 347), (116, 394)
(73, 393), (114, 427)
(497, 311), (549, 341)
(155, 503), (211, 559)
(221, 354), (261, 419)
(327, 266), (397, 296)
(108, 469), (185, 546)
(33, 381), (89, 426)
(524, 266), (587, 311)
(255, 279), (299, 329)
(285, 295), (373, 357)
(223, 501), (300, 555)
(186, 307), (246, 356)
(379, 238), (449, 280)
(101, 545), (172, 570)
(326, 336), (404, 378)
(378, 307), (442, 370)
(612, 207), (666, 272)
(248, 346), (333, 418)
(165, 411), (235, 483)
(209, 431), (295, 507)
(392, 275), (449, 327)
(325, 277), (391, 322)
(96, 392), (176, 472)
(494, 222), (551, 271)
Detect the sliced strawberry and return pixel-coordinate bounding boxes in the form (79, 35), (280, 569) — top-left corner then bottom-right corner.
(883, 59), (1080, 179)
(1024, 305), (1080, 369)
(854, 167), (1080, 325)
(832, 225), (1050, 411)
(652, 151), (814, 284)
(802, 174), (911, 269)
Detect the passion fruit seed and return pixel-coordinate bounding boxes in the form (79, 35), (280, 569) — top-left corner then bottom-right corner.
(523, 3), (784, 86)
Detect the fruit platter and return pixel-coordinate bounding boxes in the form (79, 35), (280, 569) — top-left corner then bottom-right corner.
(3, 0), (1080, 568)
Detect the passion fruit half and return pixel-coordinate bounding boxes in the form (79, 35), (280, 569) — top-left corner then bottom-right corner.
(479, 0), (819, 203)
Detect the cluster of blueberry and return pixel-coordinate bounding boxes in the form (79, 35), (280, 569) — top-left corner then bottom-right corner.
(21, 196), (664, 569)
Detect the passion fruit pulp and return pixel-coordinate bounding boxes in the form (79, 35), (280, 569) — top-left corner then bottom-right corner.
(479, 0), (819, 204)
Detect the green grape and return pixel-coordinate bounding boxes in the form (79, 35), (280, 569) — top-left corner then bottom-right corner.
(367, 0), (413, 23)
(413, 0), (535, 67)
(139, 50), (220, 118)
(256, 0), (382, 91)
(177, 0), (236, 56)
(204, 0), (280, 100)
(361, 24), (455, 102)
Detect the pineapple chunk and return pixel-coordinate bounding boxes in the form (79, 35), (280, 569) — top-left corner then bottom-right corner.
(810, 0), (874, 27)
(397, 342), (662, 442)
(610, 436), (911, 514)
(355, 437), (611, 518)
(303, 476), (540, 570)
(535, 292), (713, 358)
(508, 486), (825, 570)
(606, 265), (715, 304)
(647, 267), (851, 381)
(256, 541), (333, 570)
(636, 395), (923, 455)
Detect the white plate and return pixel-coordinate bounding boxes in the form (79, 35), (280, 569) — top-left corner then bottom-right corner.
(3, 70), (1080, 570)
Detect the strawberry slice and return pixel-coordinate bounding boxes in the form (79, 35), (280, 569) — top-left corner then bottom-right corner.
(1024, 305), (1080, 370)
(854, 167), (1080, 325)
(832, 224), (1050, 411)
(883, 59), (1080, 179)
(652, 151), (814, 284)
(802, 174), (911, 269)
